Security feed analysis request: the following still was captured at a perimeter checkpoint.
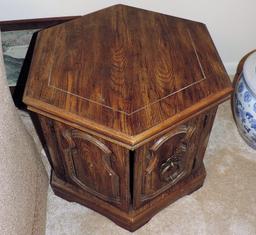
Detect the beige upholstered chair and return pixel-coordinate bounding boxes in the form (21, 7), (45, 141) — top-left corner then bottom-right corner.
(0, 33), (48, 235)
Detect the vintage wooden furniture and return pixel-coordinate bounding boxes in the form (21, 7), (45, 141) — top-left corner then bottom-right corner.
(23, 5), (233, 231)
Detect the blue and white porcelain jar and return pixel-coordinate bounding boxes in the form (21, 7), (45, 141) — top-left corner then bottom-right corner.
(233, 52), (256, 149)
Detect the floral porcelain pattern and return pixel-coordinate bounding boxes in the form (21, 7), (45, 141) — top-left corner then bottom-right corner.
(234, 74), (256, 149)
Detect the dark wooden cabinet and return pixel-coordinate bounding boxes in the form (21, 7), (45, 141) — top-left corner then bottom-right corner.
(23, 4), (232, 231)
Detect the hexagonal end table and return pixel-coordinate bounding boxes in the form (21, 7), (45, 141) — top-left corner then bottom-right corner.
(23, 4), (232, 231)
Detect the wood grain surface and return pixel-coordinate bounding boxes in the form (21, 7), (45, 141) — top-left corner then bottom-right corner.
(36, 106), (216, 231)
(23, 4), (232, 148)
(39, 114), (131, 211)
(133, 107), (217, 209)
(51, 162), (206, 231)
(22, 6), (232, 230)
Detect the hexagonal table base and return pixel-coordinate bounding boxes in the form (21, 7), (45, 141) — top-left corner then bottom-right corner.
(51, 165), (206, 232)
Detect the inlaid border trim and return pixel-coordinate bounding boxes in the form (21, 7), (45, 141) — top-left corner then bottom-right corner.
(47, 28), (207, 116)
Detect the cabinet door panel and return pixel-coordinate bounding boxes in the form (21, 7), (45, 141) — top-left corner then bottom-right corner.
(53, 122), (130, 211)
(133, 113), (207, 209)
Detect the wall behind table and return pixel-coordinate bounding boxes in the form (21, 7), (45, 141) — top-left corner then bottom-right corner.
(1, 0), (255, 75)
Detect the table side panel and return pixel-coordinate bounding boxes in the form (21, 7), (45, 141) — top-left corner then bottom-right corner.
(133, 107), (217, 209)
(37, 115), (131, 211)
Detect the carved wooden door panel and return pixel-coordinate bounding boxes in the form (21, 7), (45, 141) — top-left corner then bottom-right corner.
(133, 121), (198, 209)
(53, 122), (130, 211)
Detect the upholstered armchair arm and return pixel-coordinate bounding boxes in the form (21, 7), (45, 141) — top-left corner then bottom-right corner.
(0, 32), (48, 235)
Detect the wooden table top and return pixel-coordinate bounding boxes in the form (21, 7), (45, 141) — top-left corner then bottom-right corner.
(23, 4), (232, 148)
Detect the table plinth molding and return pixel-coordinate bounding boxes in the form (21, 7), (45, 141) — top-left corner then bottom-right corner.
(51, 164), (206, 232)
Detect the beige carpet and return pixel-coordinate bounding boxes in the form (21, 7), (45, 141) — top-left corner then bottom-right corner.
(20, 99), (256, 235)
